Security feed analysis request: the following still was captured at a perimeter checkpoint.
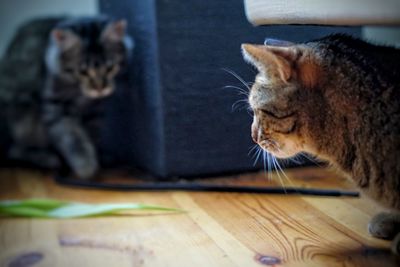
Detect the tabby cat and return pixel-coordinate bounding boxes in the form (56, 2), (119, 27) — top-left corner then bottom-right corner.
(0, 16), (133, 179)
(241, 34), (400, 254)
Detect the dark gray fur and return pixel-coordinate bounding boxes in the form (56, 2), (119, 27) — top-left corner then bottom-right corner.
(0, 16), (133, 179)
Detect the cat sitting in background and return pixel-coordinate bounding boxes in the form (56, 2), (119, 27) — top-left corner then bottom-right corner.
(241, 34), (400, 254)
(0, 16), (133, 179)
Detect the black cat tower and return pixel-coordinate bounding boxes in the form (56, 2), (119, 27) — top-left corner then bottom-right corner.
(99, 0), (363, 178)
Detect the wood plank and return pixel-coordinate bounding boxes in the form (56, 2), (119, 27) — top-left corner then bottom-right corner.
(0, 167), (399, 266)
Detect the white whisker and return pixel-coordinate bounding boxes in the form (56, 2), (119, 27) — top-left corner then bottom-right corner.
(274, 161), (289, 180)
(267, 152), (272, 181)
(253, 147), (263, 166)
(271, 155), (287, 194)
(231, 99), (249, 112)
(289, 154), (304, 165)
(262, 150), (267, 178)
(300, 152), (321, 167)
(222, 68), (251, 90)
(248, 145), (261, 160)
(273, 157), (296, 188)
(222, 85), (249, 96)
(246, 111), (253, 117)
(248, 144), (259, 156)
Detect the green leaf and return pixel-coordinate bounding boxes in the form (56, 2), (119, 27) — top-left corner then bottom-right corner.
(0, 206), (49, 218)
(1, 198), (67, 210)
(48, 203), (182, 218)
(0, 199), (183, 219)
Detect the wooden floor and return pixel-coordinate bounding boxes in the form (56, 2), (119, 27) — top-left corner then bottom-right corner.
(0, 167), (399, 267)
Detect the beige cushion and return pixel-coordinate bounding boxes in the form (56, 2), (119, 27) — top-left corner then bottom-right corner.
(244, 0), (400, 26)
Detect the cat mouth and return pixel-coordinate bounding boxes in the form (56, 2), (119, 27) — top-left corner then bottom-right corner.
(258, 139), (293, 158)
(258, 140), (279, 153)
(82, 87), (113, 98)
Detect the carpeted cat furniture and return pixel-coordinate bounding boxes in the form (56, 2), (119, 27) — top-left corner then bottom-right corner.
(100, 0), (360, 178)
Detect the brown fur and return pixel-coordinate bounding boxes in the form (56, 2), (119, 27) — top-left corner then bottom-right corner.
(242, 34), (400, 254)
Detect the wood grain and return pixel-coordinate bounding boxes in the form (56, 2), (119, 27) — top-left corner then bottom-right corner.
(0, 167), (399, 267)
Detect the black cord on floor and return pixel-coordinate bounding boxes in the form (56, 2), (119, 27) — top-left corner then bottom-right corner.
(54, 175), (359, 197)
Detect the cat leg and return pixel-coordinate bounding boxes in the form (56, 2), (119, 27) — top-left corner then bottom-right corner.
(368, 212), (400, 240)
(47, 118), (98, 179)
(392, 232), (400, 255)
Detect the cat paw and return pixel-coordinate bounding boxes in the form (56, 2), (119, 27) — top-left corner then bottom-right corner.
(368, 212), (400, 240)
(71, 157), (99, 180)
(392, 233), (400, 255)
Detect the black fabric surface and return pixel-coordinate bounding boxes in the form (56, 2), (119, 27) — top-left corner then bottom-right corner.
(100, 0), (361, 178)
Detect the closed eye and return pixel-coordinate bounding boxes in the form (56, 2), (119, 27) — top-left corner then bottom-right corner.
(106, 64), (116, 73)
(106, 64), (120, 76)
(260, 109), (295, 119)
(277, 120), (297, 134)
(80, 68), (88, 76)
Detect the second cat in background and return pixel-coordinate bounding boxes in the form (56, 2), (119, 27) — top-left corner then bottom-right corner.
(0, 16), (133, 179)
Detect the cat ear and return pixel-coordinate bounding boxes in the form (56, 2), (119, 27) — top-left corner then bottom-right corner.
(242, 44), (293, 82)
(51, 29), (80, 50)
(102, 19), (127, 42)
(242, 43), (319, 88)
(264, 38), (295, 47)
(267, 45), (319, 88)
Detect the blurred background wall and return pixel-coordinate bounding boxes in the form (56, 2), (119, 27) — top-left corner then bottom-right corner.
(1, 0), (399, 58)
(0, 0), (398, 179)
(0, 0), (98, 57)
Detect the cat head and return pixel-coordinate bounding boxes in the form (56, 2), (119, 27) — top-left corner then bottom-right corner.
(46, 17), (133, 98)
(242, 39), (321, 159)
